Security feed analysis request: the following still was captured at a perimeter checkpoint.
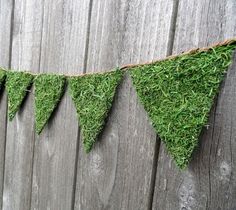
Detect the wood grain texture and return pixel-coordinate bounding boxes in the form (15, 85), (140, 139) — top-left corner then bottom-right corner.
(74, 0), (176, 209)
(0, 0), (13, 208)
(152, 0), (236, 209)
(1, 0), (236, 209)
(30, 0), (91, 209)
(2, 0), (44, 209)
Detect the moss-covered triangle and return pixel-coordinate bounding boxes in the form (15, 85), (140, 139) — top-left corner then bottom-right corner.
(130, 43), (236, 169)
(68, 69), (123, 152)
(34, 74), (66, 134)
(6, 71), (34, 120)
(0, 68), (6, 91)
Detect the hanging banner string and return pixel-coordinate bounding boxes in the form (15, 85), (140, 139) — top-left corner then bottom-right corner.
(0, 37), (236, 169)
(0, 37), (235, 77)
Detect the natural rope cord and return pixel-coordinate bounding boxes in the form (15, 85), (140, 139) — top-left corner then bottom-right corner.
(0, 37), (235, 77)
(0, 37), (235, 168)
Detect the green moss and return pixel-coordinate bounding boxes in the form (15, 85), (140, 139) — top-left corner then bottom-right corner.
(6, 71), (34, 120)
(130, 43), (236, 169)
(0, 68), (6, 91)
(68, 69), (123, 152)
(34, 74), (66, 134)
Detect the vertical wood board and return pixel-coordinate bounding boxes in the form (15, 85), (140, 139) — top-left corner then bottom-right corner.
(2, 0), (43, 209)
(30, 0), (91, 209)
(153, 1), (236, 209)
(74, 0), (177, 209)
(0, 0), (14, 208)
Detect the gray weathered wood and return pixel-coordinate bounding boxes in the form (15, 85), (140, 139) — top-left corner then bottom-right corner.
(30, 0), (91, 209)
(0, 0), (13, 208)
(152, 0), (236, 209)
(1, 0), (236, 209)
(74, 0), (176, 209)
(2, 0), (43, 209)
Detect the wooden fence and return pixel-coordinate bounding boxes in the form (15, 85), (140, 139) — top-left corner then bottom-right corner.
(0, 0), (236, 209)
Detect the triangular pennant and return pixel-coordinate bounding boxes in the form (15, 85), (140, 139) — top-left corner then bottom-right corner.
(0, 68), (6, 91)
(34, 74), (66, 134)
(6, 71), (34, 120)
(68, 69), (123, 152)
(130, 43), (236, 169)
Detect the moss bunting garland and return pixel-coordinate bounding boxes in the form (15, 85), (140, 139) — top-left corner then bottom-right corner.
(130, 43), (236, 169)
(0, 39), (235, 167)
(34, 74), (66, 134)
(68, 69), (123, 152)
(6, 71), (34, 120)
(0, 68), (6, 91)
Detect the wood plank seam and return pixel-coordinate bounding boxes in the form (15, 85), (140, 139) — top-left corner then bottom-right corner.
(149, 0), (180, 209)
(72, 0), (94, 209)
(71, 126), (81, 210)
(1, 0), (15, 208)
(28, 0), (46, 208)
(147, 137), (161, 210)
(82, 0), (94, 74)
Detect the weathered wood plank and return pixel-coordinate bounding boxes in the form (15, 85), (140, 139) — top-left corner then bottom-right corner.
(74, 0), (176, 209)
(2, 1), (44, 209)
(152, 0), (236, 209)
(0, 0), (13, 208)
(30, 0), (91, 209)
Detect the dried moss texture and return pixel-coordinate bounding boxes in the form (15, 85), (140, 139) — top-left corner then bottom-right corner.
(35, 74), (66, 134)
(0, 68), (6, 91)
(68, 69), (123, 152)
(130, 43), (236, 169)
(6, 71), (34, 120)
